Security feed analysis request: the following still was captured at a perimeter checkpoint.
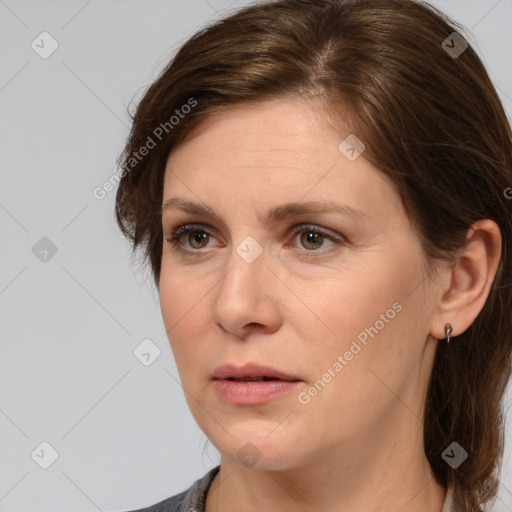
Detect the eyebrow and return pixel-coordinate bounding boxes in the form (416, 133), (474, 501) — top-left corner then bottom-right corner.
(161, 197), (370, 224)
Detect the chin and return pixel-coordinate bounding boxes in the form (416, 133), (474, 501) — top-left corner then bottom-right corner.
(208, 426), (305, 471)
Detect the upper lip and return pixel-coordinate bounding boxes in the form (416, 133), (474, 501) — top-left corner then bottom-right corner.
(212, 363), (301, 381)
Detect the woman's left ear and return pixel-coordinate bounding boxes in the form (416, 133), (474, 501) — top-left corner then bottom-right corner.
(429, 219), (502, 341)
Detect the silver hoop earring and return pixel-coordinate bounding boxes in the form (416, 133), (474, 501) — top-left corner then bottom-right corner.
(443, 323), (453, 344)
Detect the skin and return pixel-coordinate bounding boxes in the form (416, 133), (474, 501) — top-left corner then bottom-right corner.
(158, 97), (502, 512)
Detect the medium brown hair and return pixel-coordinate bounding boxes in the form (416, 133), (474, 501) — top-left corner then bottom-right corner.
(115, 1), (512, 509)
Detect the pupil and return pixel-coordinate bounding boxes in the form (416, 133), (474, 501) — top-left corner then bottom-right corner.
(191, 231), (207, 247)
(303, 231), (322, 249)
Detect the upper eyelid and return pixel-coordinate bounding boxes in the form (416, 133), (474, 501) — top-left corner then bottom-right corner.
(167, 222), (343, 244)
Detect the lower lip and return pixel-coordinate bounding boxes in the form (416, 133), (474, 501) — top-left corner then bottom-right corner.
(213, 379), (301, 405)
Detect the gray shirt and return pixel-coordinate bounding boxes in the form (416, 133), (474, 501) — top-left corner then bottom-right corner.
(129, 465), (461, 512)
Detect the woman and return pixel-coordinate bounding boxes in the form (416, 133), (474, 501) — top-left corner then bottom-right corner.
(115, 0), (512, 511)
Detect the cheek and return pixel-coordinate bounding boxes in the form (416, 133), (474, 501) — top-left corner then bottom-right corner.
(299, 263), (405, 347)
(159, 270), (211, 371)
(303, 256), (432, 413)
(302, 247), (421, 356)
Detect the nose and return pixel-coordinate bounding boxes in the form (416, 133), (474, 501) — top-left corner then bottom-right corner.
(211, 241), (282, 338)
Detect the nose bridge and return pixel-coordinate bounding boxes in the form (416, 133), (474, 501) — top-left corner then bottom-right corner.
(212, 235), (280, 334)
(219, 235), (268, 300)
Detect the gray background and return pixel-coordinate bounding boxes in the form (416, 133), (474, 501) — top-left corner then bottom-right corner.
(0, 0), (511, 511)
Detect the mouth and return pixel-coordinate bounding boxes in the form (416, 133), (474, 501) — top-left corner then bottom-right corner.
(212, 363), (302, 382)
(212, 363), (302, 405)
(224, 376), (294, 382)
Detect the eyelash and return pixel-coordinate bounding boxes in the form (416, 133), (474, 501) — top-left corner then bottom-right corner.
(164, 223), (345, 259)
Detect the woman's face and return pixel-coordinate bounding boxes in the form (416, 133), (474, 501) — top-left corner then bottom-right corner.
(159, 97), (443, 470)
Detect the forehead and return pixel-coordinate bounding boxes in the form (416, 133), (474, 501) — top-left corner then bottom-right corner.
(165, 98), (354, 183)
(171, 98), (335, 164)
(162, 98), (401, 224)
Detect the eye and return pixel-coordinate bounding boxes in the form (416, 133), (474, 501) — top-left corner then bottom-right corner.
(287, 224), (343, 257)
(165, 223), (213, 254)
(164, 222), (345, 258)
